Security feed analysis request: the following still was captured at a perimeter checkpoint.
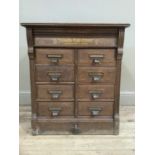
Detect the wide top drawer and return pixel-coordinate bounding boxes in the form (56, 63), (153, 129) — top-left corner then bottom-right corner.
(35, 48), (74, 65)
(34, 37), (117, 47)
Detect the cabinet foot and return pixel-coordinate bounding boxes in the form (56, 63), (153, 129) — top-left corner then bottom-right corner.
(32, 127), (40, 136)
(113, 114), (119, 135)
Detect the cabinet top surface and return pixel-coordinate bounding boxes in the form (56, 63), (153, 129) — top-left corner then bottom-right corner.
(21, 23), (130, 28)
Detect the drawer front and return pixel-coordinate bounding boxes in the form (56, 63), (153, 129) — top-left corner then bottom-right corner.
(37, 122), (73, 134)
(36, 48), (74, 65)
(36, 66), (74, 82)
(78, 67), (115, 83)
(78, 49), (115, 66)
(78, 102), (113, 116)
(34, 37), (117, 47)
(37, 121), (113, 135)
(76, 122), (113, 134)
(38, 102), (74, 117)
(78, 85), (114, 101)
(37, 85), (74, 101)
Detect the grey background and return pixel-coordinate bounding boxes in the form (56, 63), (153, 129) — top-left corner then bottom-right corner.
(19, 0), (135, 105)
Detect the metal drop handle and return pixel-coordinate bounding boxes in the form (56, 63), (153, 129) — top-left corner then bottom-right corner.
(49, 107), (61, 117)
(71, 124), (81, 134)
(89, 107), (102, 116)
(48, 72), (62, 81)
(89, 90), (102, 99)
(48, 90), (62, 99)
(47, 54), (63, 64)
(88, 72), (104, 82)
(89, 55), (104, 64)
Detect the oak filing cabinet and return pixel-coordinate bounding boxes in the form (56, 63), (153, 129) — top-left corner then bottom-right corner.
(21, 23), (130, 135)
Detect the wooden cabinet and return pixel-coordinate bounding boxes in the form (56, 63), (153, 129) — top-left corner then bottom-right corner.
(21, 23), (130, 135)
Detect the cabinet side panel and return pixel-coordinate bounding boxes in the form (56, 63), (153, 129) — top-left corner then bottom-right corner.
(26, 28), (38, 131)
(114, 28), (125, 135)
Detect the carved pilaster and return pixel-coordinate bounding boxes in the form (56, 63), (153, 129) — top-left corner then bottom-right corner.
(114, 28), (125, 134)
(28, 47), (34, 59)
(25, 27), (37, 129)
(117, 48), (123, 60)
(117, 28), (125, 54)
(26, 28), (35, 59)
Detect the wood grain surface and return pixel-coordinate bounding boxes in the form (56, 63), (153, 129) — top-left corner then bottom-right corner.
(36, 48), (74, 65)
(22, 23), (130, 135)
(78, 49), (116, 66)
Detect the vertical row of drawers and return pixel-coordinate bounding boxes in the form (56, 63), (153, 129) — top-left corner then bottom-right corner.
(35, 49), (75, 117)
(35, 48), (116, 118)
(77, 49), (116, 117)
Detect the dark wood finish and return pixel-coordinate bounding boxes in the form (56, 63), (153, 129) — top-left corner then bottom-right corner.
(78, 102), (113, 116)
(78, 67), (115, 83)
(37, 122), (73, 134)
(77, 85), (114, 101)
(38, 102), (74, 116)
(33, 121), (114, 135)
(21, 23), (130, 135)
(34, 37), (117, 47)
(36, 48), (74, 65)
(36, 65), (74, 82)
(74, 49), (78, 118)
(21, 23), (129, 27)
(36, 85), (74, 101)
(113, 28), (125, 135)
(78, 49), (116, 66)
(78, 122), (113, 134)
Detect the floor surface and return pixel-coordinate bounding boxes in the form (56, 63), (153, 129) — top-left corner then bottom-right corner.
(19, 105), (135, 155)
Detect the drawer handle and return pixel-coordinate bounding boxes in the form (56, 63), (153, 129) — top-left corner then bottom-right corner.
(71, 124), (81, 134)
(88, 73), (104, 81)
(47, 54), (63, 64)
(48, 72), (62, 81)
(89, 107), (102, 116)
(89, 90), (102, 99)
(48, 90), (62, 99)
(49, 108), (61, 117)
(89, 55), (104, 64)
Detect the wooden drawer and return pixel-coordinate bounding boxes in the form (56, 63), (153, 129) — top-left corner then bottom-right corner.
(78, 102), (113, 116)
(38, 122), (113, 135)
(37, 122), (73, 134)
(37, 85), (74, 101)
(34, 37), (117, 47)
(36, 48), (74, 65)
(77, 85), (114, 101)
(78, 67), (115, 83)
(38, 102), (74, 117)
(76, 122), (113, 134)
(36, 65), (74, 82)
(78, 49), (116, 66)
